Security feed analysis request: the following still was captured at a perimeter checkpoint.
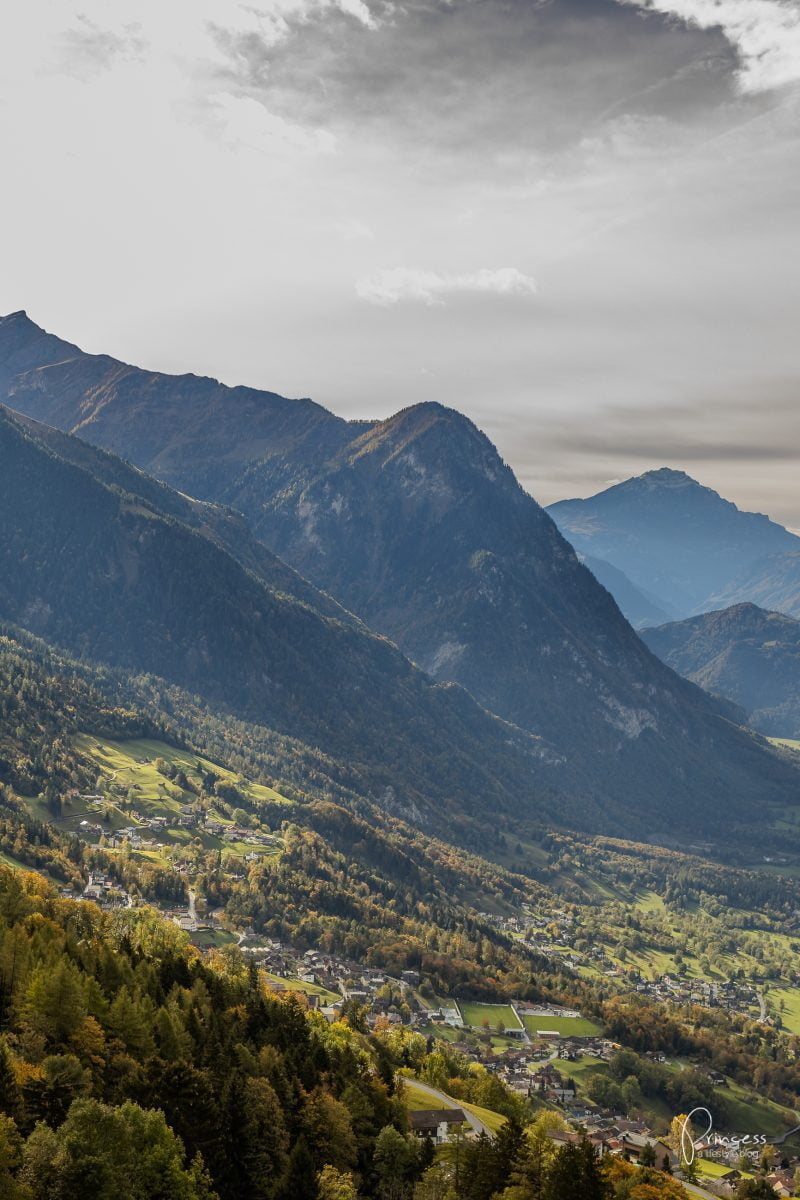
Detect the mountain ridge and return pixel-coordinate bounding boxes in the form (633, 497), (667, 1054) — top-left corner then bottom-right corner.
(641, 602), (800, 739)
(1, 312), (798, 835)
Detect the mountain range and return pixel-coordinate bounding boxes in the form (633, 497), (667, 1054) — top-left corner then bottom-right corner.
(641, 603), (800, 740)
(547, 468), (800, 619)
(0, 310), (798, 842)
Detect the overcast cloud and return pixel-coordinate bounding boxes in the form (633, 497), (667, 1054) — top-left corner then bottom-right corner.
(0, 0), (798, 524)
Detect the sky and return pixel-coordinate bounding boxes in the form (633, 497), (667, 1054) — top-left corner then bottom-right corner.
(1, 0), (799, 524)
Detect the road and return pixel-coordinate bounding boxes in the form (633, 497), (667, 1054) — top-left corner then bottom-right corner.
(681, 1180), (721, 1200)
(407, 1079), (494, 1137)
(769, 1121), (800, 1145)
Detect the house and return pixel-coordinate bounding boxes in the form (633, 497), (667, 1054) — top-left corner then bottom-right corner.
(703, 1182), (737, 1198)
(409, 1110), (467, 1144)
(548, 1130), (582, 1148)
(766, 1171), (796, 1197)
(615, 1134), (678, 1173)
(82, 872), (114, 897)
(78, 820), (104, 837)
(615, 1120), (649, 1135)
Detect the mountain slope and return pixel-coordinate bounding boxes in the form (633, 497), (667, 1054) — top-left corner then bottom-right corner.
(7, 407), (356, 626)
(547, 468), (800, 616)
(0, 404), (574, 835)
(1, 313), (798, 834)
(641, 604), (800, 739)
(220, 403), (794, 830)
(705, 551), (800, 620)
(579, 554), (675, 628)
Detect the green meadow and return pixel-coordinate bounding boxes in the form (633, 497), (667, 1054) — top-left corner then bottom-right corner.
(457, 1001), (522, 1030)
(402, 1081), (506, 1132)
(522, 1014), (601, 1037)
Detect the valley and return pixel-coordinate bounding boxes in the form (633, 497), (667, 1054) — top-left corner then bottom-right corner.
(1, 314), (800, 1200)
(7, 709), (800, 1157)
(3, 3), (800, 1196)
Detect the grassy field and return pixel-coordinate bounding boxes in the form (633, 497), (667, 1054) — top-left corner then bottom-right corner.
(404, 1082), (451, 1111)
(461, 1100), (506, 1133)
(770, 738), (800, 752)
(418, 1024), (463, 1043)
(563, 1054), (796, 1138)
(0, 848), (37, 872)
(22, 735), (290, 872)
(458, 1001), (522, 1030)
(696, 1159), (752, 1181)
(522, 1015), (600, 1037)
(564, 1055), (609, 1085)
(190, 929), (237, 949)
(764, 985), (800, 1035)
(75, 734), (290, 809)
(263, 971), (340, 1005)
(633, 890), (667, 915)
(723, 1076), (797, 1137)
(403, 1081), (506, 1132)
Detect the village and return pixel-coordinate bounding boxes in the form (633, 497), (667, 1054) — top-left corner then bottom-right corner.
(43, 868), (800, 1198)
(51, 761), (800, 1199)
(479, 909), (773, 1026)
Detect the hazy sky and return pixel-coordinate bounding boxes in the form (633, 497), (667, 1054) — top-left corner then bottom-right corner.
(1, 0), (799, 523)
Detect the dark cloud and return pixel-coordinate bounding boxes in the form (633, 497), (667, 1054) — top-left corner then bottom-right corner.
(508, 389), (800, 462)
(483, 382), (800, 523)
(208, 0), (737, 162)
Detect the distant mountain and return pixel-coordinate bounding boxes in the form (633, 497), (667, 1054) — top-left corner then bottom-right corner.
(1, 311), (797, 836)
(641, 604), (800, 739)
(579, 554), (675, 628)
(705, 551), (800, 620)
(547, 468), (800, 616)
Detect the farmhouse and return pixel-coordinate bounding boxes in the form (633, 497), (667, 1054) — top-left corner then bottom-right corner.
(408, 1109), (467, 1144)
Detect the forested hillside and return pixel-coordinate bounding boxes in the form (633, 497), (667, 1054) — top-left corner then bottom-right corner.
(641, 605), (800, 738)
(0, 866), (424, 1200)
(0, 626), (573, 998)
